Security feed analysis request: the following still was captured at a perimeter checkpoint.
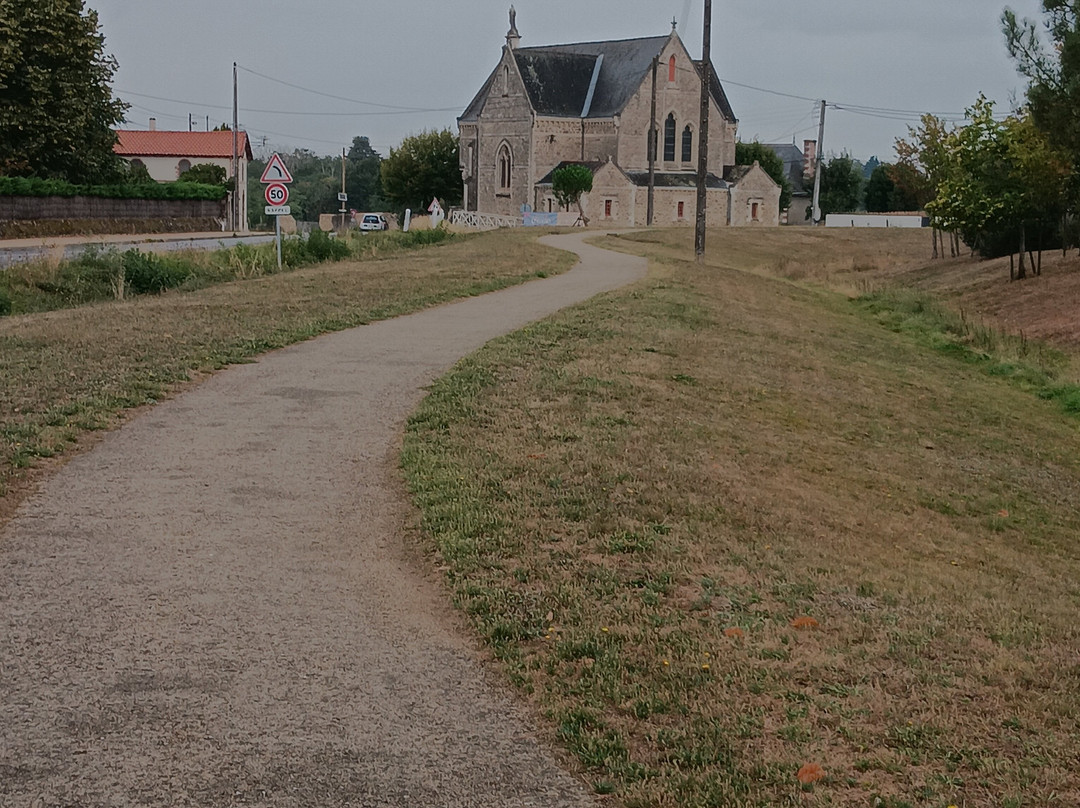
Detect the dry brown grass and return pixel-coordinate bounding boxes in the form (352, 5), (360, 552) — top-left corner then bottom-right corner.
(404, 227), (1080, 807)
(0, 230), (575, 524)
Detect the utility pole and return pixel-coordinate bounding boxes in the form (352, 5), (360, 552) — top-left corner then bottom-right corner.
(188, 113), (193, 132)
(811, 100), (826, 225)
(340, 147), (347, 229)
(232, 62), (239, 233)
(694, 0), (712, 261)
(648, 55), (658, 226)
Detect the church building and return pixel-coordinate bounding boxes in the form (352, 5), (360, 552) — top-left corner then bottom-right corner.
(458, 9), (779, 227)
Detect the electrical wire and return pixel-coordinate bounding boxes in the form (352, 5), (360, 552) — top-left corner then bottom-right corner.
(236, 65), (463, 114)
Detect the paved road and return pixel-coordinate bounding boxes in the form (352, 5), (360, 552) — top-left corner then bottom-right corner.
(0, 233), (647, 807)
(0, 233), (275, 269)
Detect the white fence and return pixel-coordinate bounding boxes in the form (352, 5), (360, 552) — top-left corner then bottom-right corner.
(449, 210), (523, 231)
(825, 213), (929, 229)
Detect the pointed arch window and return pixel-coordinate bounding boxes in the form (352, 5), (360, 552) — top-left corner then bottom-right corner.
(498, 143), (512, 189)
(682, 125), (693, 163)
(664, 114), (676, 162)
(668, 55), (677, 84)
(503, 65), (510, 95)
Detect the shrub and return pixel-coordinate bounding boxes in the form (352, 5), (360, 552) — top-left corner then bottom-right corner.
(121, 250), (193, 295)
(0, 175), (227, 201)
(0, 286), (12, 316)
(303, 229), (351, 262)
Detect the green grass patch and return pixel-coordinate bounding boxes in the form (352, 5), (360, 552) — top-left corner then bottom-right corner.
(403, 228), (1080, 807)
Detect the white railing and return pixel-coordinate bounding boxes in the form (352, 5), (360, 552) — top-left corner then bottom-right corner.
(449, 210), (523, 231)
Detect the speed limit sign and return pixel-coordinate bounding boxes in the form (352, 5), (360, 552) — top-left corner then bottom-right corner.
(264, 183), (289, 206)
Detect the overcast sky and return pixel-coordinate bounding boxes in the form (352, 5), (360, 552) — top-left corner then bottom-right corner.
(92, 0), (1046, 163)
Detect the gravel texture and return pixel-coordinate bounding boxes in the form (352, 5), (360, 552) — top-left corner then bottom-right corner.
(0, 232), (647, 807)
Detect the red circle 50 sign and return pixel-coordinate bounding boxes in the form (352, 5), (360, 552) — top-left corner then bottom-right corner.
(264, 183), (289, 206)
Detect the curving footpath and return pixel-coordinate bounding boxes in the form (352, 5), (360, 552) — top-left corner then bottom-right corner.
(0, 232), (647, 807)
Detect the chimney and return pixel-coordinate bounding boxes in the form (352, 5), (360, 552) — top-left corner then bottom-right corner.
(803, 139), (817, 178)
(506, 5), (521, 49)
(149, 117), (157, 131)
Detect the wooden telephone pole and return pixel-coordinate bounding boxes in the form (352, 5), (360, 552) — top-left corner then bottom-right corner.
(694, 0), (712, 261)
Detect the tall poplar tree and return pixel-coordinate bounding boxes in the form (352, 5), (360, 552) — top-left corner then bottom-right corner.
(0, 0), (128, 183)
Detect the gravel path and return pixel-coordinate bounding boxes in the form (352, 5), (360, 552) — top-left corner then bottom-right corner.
(0, 233), (646, 807)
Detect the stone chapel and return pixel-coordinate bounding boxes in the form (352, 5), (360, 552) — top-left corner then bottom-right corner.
(458, 9), (779, 227)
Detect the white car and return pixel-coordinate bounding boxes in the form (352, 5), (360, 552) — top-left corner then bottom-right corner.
(358, 213), (389, 231)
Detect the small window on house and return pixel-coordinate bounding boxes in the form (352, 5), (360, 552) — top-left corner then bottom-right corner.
(177, 159), (191, 175)
(751, 202), (760, 221)
(548, 198), (554, 212)
(605, 199), (613, 218)
(497, 143), (512, 189)
(668, 55), (677, 84)
(682, 126), (693, 163)
(678, 201), (685, 219)
(664, 114), (676, 162)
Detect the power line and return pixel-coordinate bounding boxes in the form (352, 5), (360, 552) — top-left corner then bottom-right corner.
(118, 88), (462, 118)
(236, 65), (462, 113)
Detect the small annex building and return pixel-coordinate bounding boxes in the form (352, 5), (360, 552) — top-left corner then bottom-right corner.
(458, 8), (779, 227)
(114, 125), (252, 232)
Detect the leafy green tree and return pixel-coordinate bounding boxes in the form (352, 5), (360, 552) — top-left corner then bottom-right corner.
(926, 97), (1069, 275)
(735, 142), (793, 212)
(178, 163), (228, 188)
(810, 155), (864, 218)
(552, 164), (594, 225)
(865, 163), (920, 212)
(380, 129), (461, 216)
(345, 136), (384, 211)
(0, 0), (127, 182)
(1003, 3), (1080, 195)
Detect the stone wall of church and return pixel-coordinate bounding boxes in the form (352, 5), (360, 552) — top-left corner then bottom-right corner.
(471, 49), (535, 217)
(631, 187), (730, 227)
(615, 37), (736, 177)
(532, 118), (621, 186)
(728, 165), (782, 227)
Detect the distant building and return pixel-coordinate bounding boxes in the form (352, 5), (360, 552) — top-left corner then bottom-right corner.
(114, 121), (253, 232)
(457, 9), (779, 227)
(763, 139), (816, 225)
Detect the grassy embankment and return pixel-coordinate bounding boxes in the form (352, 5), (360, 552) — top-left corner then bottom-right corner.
(0, 229), (574, 517)
(402, 227), (1080, 808)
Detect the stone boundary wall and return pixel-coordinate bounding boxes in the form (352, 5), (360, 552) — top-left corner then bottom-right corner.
(0, 195), (226, 222)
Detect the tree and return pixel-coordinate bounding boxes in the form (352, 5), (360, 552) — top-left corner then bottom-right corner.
(380, 129), (461, 216)
(1003, 3), (1080, 175)
(810, 155), (864, 218)
(552, 164), (594, 225)
(865, 163), (920, 212)
(925, 97), (1070, 277)
(0, 0), (127, 183)
(178, 163), (228, 187)
(735, 142), (793, 212)
(345, 136), (384, 212)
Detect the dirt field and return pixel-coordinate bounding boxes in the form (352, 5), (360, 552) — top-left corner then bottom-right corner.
(0, 233), (644, 807)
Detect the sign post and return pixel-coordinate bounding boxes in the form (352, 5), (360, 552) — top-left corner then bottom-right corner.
(260, 154), (294, 269)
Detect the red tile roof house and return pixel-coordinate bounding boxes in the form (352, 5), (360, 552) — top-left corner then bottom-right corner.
(114, 125), (254, 232)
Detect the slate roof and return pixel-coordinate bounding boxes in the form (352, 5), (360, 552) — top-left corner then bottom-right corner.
(114, 130), (253, 161)
(535, 161), (608, 185)
(625, 170), (727, 189)
(537, 161), (728, 190)
(460, 35), (737, 123)
(763, 142), (808, 193)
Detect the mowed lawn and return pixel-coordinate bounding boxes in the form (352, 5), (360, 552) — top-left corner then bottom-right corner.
(0, 230), (575, 519)
(403, 228), (1080, 807)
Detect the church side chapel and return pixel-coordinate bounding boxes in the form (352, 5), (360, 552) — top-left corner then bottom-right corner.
(458, 7), (780, 227)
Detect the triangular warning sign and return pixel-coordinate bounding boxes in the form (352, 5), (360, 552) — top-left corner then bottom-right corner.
(260, 153), (293, 184)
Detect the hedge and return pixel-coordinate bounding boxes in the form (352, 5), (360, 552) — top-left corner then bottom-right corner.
(0, 176), (227, 201)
